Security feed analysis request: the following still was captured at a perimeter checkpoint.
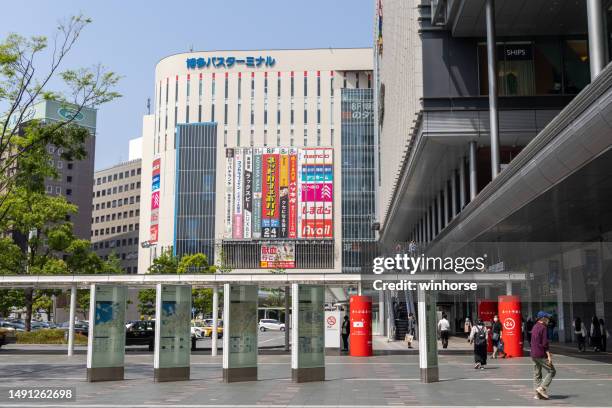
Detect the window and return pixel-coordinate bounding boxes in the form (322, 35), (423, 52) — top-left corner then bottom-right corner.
(97, 178), (101, 185)
(317, 75), (321, 96)
(250, 75), (255, 98)
(237, 104), (241, 124)
(118, 185), (123, 193)
(136, 209), (140, 216)
(563, 40), (589, 94)
(136, 195), (140, 202)
(55, 186), (61, 194)
(277, 74), (281, 97)
(330, 76), (334, 97)
(123, 198), (128, 205)
(112, 214), (116, 221)
(118, 212), (122, 219)
(112, 187), (117, 194)
(67, 163), (73, 170)
(238, 75), (242, 99)
(131, 183), (135, 190)
(290, 74), (294, 97)
(198, 104), (202, 122)
(277, 109), (280, 124)
(122, 225), (127, 232)
(113, 174), (118, 181)
(131, 169), (135, 177)
(96, 191), (100, 197)
(96, 204), (100, 210)
(137, 168), (141, 175)
(57, 161), (63, 169)
(129, 224), (133, 231)
(224, 76), (229, 99)
(123, 211), (128, 218)
(264, 75), (268, 97)
(303, 73), (308, 97)
(224, 104), (228, 125)
(119, 172), (123, 179)
(66, 188), (72, 196)
(129, 196), (135, 204)
(136, 181), (141, 188)
(135, 223), (139, 230)
(101, 202), (105, 209)
(102, 176), (107, 183)
(211, 104), (215, 122)
(304, 129), (308, 146)
(111, 226), (116, 233)
(356, 73), (360, 88)
(290, 109), (294, 124)
(129, 210), (134, 217)
(112, 200), (117, 208)
(175, 77), (179, 102)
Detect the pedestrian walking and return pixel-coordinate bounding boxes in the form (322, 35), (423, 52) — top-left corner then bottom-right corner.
(468, 319), (488, 369)
(590, 315), (602, 351)
(573, 317), (586, 352)
(531, 311), (556, 400)
(438, 313), (450, 349)
(599, 318), (607, 352)
(405, 312), (416, 348)
(341, 315), (350, 351)
(491, 315), (506, 358)
(525, 317), (534, 345)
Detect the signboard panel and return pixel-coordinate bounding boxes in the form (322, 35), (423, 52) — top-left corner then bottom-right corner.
(260, 242), (295, 269)
(291, 284), (325, 382)
(154, 284), (191, 381)
(224, 149), (235, 238)
(226, 147), (333, 241)
(87, 285), (127, 381)
(150, 158), (161, 243)
(223, 284), (258, 382)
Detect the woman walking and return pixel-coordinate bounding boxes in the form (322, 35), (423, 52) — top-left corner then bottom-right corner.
(573, 317), (586, 352)
(599, 318), (607, 352)
(468, 319), (489, 369)
(491, 315), (506, 358)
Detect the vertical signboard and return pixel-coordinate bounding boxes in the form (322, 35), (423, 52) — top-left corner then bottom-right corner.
(299, 149), (333, 238)
(262, 150), (279, 238)
(223, 284), (258, 382)
(154, 284), (192, 382)
(233, 149), (244, 239)
(150, 158), (161, 243)
(349, 295), (372, 357)
(498, 295), (523, 358)
(87, 285), (127, 382)
(224, 149), (235, 238)
(243, 148), (253, 239)
(279, 149), (289, 238)
(288, 149), (298, 238)
(291, 284), (325, 382)
(252, 149), (263, 239)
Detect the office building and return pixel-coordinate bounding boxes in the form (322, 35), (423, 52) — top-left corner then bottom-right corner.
(138, 48), (374, 274)
(375, 0), (612, 339)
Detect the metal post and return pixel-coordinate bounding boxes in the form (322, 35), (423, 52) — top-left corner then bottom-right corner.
(436, 192), (443, 234)
(284, 285), (290, 352)
(67, 284), (77, 356)
(485, 0), (500, 179)
(451, 170), (458, 217)
(443, 183), (449, 226)
(459, 158), (467, 208)
(469, 142), (478, 200)
(212, 285), (219, 356)
(587, 0), (605, 78)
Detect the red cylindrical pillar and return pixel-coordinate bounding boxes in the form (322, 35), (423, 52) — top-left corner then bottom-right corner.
(498, 295), (523, 357)
(349, 295), (372, 357)
(478, 299), (497, 353)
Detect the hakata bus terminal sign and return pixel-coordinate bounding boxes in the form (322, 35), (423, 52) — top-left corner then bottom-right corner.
(186, 55), (276, 69)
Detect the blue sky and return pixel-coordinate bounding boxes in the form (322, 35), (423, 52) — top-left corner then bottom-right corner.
(3, 0), (373, 170)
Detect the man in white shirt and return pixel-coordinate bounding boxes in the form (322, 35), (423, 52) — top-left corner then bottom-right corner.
(438, 314), (451, 349)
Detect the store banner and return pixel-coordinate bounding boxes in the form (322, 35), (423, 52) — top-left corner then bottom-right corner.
(301, 183), (333, 202)
(224, 148), (235, 238)
(323, 148), (334, 239)
(87, 285), (127, 381)
(498, 295), (523, 358)
(150, 158), (161, 243)
(288, 149), (298, 238)
(296, 149), (304, 240)
(233, 149), (244, 239)
(243, 148), (253, 239)
(260, 242), (296, 268)
(279, 150), (289, 238)
(154, 284), (191, 381)
(252, 149), (262, 239)
(262, 150), (279, 239)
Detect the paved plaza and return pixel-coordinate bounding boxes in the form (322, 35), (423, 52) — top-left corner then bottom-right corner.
(0, 336), (611, 407)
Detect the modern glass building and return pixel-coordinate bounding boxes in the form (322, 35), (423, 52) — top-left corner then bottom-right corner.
(174, 123), (217, 261)
(340, 89), (376, 272)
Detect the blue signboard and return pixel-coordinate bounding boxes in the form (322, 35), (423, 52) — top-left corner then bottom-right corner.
(152, 174), (160, 191)
(301, 165), (333, 182)
(186, 56), (276, 70)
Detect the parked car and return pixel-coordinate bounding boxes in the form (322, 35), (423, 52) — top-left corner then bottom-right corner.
(258, 319), (285, 332)
(58, 321), (89, 337)
(191, 320), (207, 338)
(203, 320), (223, 338)
(0, 321), (24, 331)
(125, 320), (155, 351)
(0, 327), (17, 348)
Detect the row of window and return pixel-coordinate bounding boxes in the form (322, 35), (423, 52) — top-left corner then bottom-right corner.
(93, 209), (140, 224)
(93, 196), (140, 210)
(94, 182), (141, 197)
(46, 185), (72, 196)
(92, 223), (139, 237)
(93, 237), (139, 250)
(96, 168), (141, 185)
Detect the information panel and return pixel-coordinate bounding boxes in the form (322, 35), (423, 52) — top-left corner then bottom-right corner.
(223, 284), (258, 382)
(87, 285), (127, 382)
(154, 284), (192, 381)
(292, 284), (325, 382)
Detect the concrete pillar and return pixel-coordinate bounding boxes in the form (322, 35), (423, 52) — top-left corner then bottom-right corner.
(587, 0), (606, 78)
(469, 142), (478, 200)
(284, 285), (290, 351)
(426, 208), (431, 242)
(379, 290), (385, 336)
(506, 281), (512, 295)
(68, 284), (77, 357)
(211, 285), (219, 356)
(436, 193), (443, 234)
(451, 170), (458, 217)
(417, 288), (438, 383)
(459, 157), (467, 208)
(484, 286), (491, 299)
(556, 276), (566, 342)
(443, 183), (450, 226)
(485, 0), (500, 179)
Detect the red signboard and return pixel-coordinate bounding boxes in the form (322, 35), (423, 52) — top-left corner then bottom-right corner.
(498, 295), (523, 357)
(301, 219), (333, 238)
(288, 152), (297, 238)
(349, 295), (372, 357)
(151, 191), (160, 210)
(150, 225), (159, 242)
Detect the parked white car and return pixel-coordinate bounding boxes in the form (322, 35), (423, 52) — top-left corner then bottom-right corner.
(258, 319), (285, 332)
(191, 321), (207, 338)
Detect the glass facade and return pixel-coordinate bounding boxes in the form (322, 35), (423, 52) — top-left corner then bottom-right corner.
(174, 123), (217, 262)
(340, 89), (377, 272)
